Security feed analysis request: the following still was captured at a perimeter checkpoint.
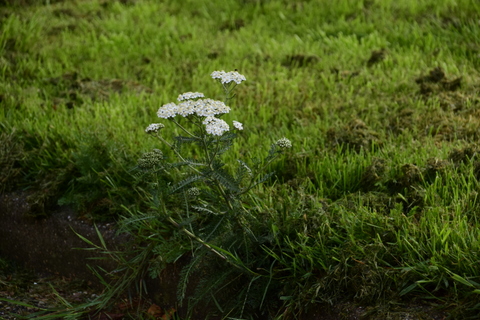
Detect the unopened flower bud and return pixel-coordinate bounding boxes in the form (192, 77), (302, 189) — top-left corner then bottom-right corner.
(186, 187), (200, 197)
(138, 149), (164, 170)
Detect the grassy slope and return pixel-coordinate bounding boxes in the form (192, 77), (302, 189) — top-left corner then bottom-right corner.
(1, 0), (480, 317)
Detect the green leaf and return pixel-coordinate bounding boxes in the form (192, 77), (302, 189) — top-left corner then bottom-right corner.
(169, 174), (203, 194)
(174, 135), (201, 143)
(399, 283), (418, 296)
(211, 169), (241, 193)
(451, 272), (477, 288)
(0, 298), (45, 310)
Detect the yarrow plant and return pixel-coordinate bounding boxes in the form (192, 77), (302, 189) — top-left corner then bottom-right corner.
(134, 70), (291, 315)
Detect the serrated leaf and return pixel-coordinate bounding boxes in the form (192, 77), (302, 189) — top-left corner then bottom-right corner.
(171, 159), (206, 168)
(218, 132), (236, 141)
(174, 135), (201, 143)
(211, 169), (241, 193)
(169, 175), (203, 194)
(235, 160), (252, 184)
(191, 205), (220, 215)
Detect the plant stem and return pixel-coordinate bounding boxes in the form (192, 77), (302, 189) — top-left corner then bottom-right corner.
(241, 152), (281, 195)
(171, 118), (198, 139)
(155, 134), (202, 174)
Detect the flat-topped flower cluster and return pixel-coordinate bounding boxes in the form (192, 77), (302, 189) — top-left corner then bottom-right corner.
(211, 70), (246, 85)
(147, 71), (246, 136)
(156, 98), (231, 119)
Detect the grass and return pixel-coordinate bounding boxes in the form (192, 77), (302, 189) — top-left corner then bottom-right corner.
(1, 0), (480, 318)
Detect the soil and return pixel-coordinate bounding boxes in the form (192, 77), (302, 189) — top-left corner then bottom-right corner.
(0, 266), (101, 319)
(0, 192), (450, 319)
(0, 192), (127, 282)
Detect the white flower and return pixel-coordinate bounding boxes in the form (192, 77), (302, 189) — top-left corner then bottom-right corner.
(211, 70), (246, 84)
(176, 100), (197, 117)
(195, 98), (230, 117)
(145, 123), (165, 133)
(157, 102), (178, 119)
(177, 92), (205, 101)
(233, 121), (243, 130)
(203, 116), (230, 136)
(276, 137), (292, 149)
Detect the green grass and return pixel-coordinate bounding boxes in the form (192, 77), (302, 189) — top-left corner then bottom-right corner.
(1, 0), (480, 318)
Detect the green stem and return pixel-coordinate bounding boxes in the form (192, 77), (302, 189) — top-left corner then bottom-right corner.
(241, 152), (280, 195)
(171, 118), (198, 138)
(198, 133), (235, 212)
(156, 134), (202, 175)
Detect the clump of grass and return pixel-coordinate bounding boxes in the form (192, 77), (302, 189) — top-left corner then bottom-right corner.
(0, 128), (24, 193)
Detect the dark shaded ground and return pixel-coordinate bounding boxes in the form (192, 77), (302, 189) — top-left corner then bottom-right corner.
(0, 191), (449, 320)
(0, 265), (100, 319)
(0, 192), (127, 282)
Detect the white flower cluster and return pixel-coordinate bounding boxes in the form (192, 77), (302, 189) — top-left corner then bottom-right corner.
(177, 92), (205, 101)
(276, 137), (292, 149)
(211, 70), (246, 84)
(233, 121), (243, 130)
(156, 102), (177, 119)
(151, 71), (247, 137)
(203, 116), (230, 136)
(157, 99), (230, 119)
(194, 99), (230, 117)
(145, 123), (165, 133)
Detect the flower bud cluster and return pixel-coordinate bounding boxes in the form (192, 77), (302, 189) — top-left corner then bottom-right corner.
(138, 149), (164, 170)
(276, 137), (292, 149)
(211, 70), (246, 84)
(186, 187), (200, 197)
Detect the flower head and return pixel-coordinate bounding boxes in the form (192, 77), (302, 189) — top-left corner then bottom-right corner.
(145, 123), (165, 134)
(203, 116), (230, 136)
(157, 102), (178, 119)
(177, 92), (205, 101)
(176, 100), (197, 117)
(276, 137), (292, 149)
(157, 99), (231, 119)
(233, 121), (243, 130)
(195, 99), (230, 117)
(211, 70), (246, 84)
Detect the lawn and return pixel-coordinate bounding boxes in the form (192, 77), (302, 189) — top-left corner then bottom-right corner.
(1, 0), (480, 319)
